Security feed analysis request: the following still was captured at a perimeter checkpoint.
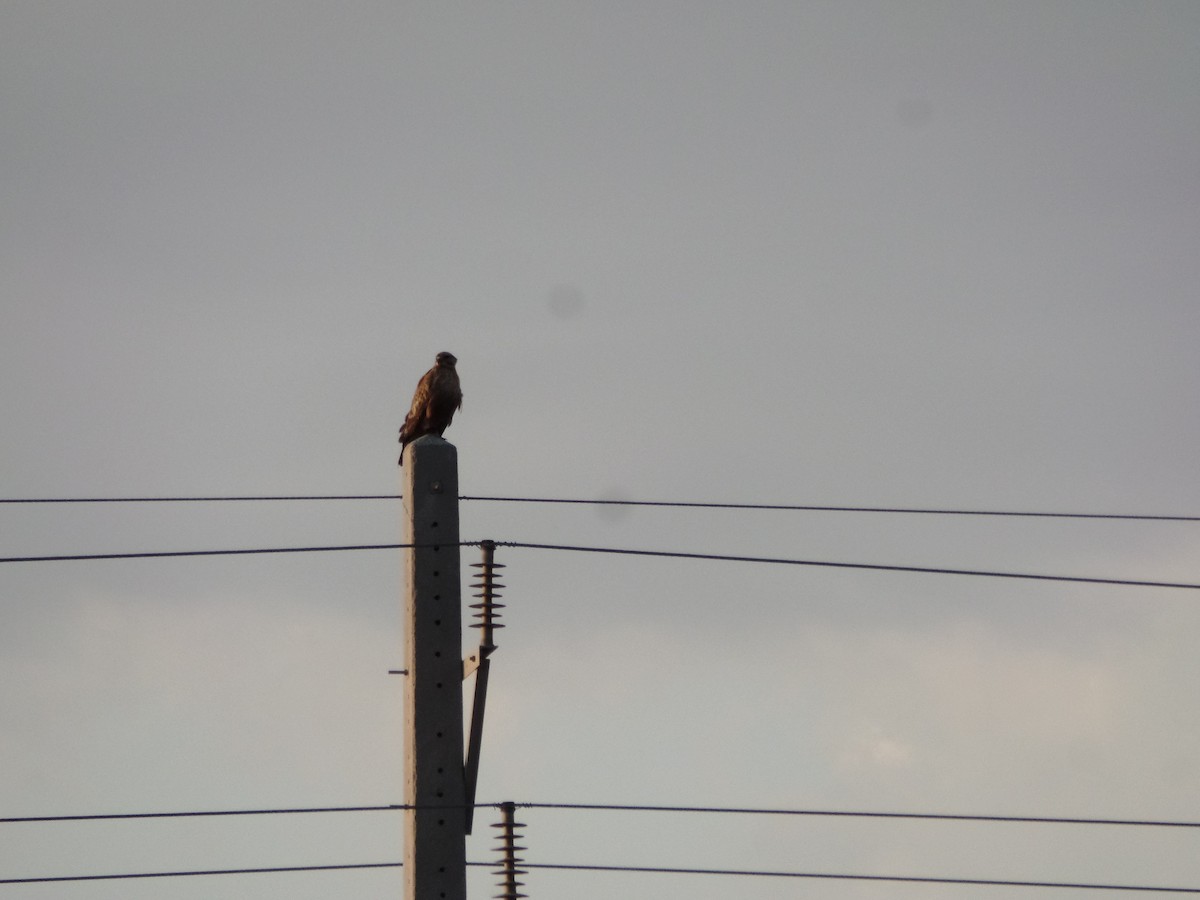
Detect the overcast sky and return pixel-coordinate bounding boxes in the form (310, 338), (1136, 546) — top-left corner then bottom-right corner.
(2, 2), (1199, 898)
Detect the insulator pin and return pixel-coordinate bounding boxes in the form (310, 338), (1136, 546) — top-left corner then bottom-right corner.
(469, 540), (506, 652)
(492, 801), (528, 899)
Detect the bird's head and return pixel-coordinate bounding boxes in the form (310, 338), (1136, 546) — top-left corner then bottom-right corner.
(435, 351), (457, 367)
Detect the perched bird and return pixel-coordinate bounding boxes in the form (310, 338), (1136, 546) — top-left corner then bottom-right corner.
(399, 351), (463, 465)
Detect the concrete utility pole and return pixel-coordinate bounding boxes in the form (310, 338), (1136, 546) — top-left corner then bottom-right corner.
(402, 435), (467, 900)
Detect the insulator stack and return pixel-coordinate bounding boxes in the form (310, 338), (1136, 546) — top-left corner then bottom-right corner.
(492, 801), (528, 899)
(469, 539), (506, 654)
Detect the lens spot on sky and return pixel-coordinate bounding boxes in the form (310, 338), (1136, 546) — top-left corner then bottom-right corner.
(547, 284), (585, 319)
(896, 97), (933, 128)
(594, 488), (632, 523)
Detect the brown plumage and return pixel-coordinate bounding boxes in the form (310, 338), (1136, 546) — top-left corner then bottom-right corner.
(398, 351), (463, 465)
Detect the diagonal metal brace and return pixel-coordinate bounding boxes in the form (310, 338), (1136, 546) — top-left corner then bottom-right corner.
(462, 655), (491, 834)
(463, 540), (504, 834)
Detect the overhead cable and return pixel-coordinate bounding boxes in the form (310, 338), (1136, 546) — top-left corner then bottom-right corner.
(0, 861), (401, 885)
(468, 860), (1200, 893)
(7, 860), (1195, 892)
(6, 801), (1199, 830)
(464, 495), (1200, 522)
(498, 541), (1200, 591)
(3, 539), (1197, 591)
(0, 805), (400, 824)
(0, 543), (410, 564)
(510, 802), (1200, 829)
(0, 495), (400, 504)
(2, 493), (1196, 522)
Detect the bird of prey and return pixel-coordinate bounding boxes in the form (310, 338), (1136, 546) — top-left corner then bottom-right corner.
(399, 351), (463, 465)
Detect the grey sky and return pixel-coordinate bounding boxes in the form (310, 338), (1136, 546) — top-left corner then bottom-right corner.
(2, 2), (1199, 898)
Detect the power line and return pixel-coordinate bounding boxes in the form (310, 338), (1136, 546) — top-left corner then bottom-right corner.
(2, 493), (1196, 522)
(3, 538), (1197, 591)
(0, 862), (401, 885)
(471, 861), (1200, 893)
(464, 495), (1200, 522)
(511, 802), (1200, 829)
(6, 801), (1199, 830)
(6, 860), (1195, 892)
(0, 496), (379, 504)
(0, 495), (401, 504)
(0, 805), (402, 824)
(499, 541), (1200, 591)
(0, 543), (410, 564)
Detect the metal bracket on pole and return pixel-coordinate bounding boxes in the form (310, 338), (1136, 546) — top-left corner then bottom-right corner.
(463, 539), (504, 834)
